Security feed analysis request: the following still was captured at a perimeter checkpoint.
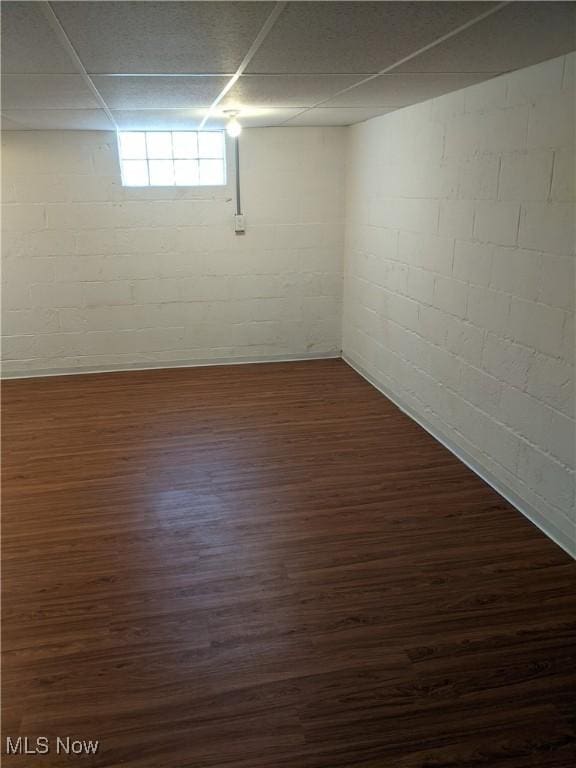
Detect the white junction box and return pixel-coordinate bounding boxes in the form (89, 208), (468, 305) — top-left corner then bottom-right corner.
(234, 214), (246, 234)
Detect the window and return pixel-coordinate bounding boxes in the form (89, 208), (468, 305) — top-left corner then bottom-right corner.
(118, 131), (226, 187)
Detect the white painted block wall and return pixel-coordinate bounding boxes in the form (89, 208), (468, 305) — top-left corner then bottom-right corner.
(2, 127), (345, 374)
(343, 54), (575, 553)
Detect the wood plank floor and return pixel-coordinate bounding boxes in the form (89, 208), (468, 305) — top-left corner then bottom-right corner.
(2, 359), (575, 767)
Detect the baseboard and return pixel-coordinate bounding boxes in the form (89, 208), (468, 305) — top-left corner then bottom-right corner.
(1, 351), (340, 380)
(343, 352), (575, 560)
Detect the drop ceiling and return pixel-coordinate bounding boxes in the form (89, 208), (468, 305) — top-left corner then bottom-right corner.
(1, 1), (575, 131)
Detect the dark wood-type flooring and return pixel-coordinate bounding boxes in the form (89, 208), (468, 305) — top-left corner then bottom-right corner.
(2, 359), (575, 767)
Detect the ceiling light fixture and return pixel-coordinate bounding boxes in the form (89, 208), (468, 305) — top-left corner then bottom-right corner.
(224, 110), (242, 138)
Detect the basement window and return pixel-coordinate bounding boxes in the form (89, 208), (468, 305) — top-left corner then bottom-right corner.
(118, 131), (226, 187)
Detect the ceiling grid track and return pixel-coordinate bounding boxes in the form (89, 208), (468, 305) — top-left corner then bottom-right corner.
(279, 0), (512, 126)
(199, 1), (288, 130)
(40, 1), (118, 129)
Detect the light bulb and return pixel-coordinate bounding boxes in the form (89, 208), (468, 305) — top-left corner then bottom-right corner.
(226, 116), (242, 138)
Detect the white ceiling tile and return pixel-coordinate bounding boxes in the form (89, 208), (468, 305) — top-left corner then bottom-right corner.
(288, 107), (395, 127)
(324, 73), (492, 108)
(1, 1), (77, 74)
(2, 75), (101, 110)
(92, 76), (230, 109)
(52, 1), (275, 74)
(222, 75), (363, 108)
(246, 2), (495, 74)
(1, 110), (115, 130)
(397, 2), (576, 74)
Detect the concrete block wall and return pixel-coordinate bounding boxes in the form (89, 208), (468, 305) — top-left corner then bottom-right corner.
(2, 127), (345, 374)
(343, 54), (575, 553)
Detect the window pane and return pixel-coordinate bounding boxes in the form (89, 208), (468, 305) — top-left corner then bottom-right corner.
(199, 159), (224, 185)
(119, 131), (222, 186)
(198, 132), (224, 159)
(121, 159), (149, 186)
(119, 132), (146, 159)
(149, 159), (175, 186)
(172, 132), (198, 159)
(174, 159), (199, 186)
(146, 132), (172, 159)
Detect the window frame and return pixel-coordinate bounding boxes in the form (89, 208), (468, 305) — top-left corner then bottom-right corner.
(117, 130), (228, 188)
